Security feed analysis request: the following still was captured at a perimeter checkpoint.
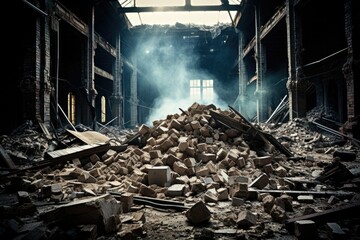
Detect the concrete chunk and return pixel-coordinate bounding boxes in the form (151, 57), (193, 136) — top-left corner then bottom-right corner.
(185, 201), (211, 225)
(249, 173), (269, 189)
(232, 197), (245, 206)
(294, 220), (317, 240)
(253, 156), (272, 168)
(326, 222), (346, 239)
(204, 189), (218, 203)
(139, 185), (157, 198)
(173, 161), (188, 175)
(120, 192), (134, 213)
(236, 211), (257, 229)
(217, 188), (229, 201)
(148, 166), (171, 187)
(138, 124), (150, 135)
(166, 184), (185, 197)
(42, 195), (121, 234)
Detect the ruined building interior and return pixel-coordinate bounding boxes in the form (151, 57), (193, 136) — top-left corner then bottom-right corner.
(1, 0), (360, 239)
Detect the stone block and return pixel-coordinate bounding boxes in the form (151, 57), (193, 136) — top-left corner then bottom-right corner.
(253, 156), (272, 168)
(120, 192), (133, 213)
(249, 173), (269, 189)
(166, 184), (185, 197)
(236, 211), (257, 229)
(294, 220), (317, 240)
(232, 196), (244, 206)
(148, 166), (171, 187)
(185, 201), (211, 225)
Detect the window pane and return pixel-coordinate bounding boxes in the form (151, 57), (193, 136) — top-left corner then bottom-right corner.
(135, 0), (185, 7)
(203, 79), (213, 87)
(203, 87), (214, 101)
(190, 79), (201, 87)
(190, 87), (201, 100)
(191, 0), (222, 6)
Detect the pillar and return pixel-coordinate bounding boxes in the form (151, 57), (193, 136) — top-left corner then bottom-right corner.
(42, 0), (52, 127)
(110, 32), (124, 128)
(130, 57), (138, 127)
(254, 3), (265, 122)
(238, 30), (247, 115)
(86, 4), (97, 129)
(286, 0), (307, 120)
(342, 0), (359, 136)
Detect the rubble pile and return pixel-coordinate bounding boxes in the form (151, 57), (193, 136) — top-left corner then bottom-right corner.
(0, 102), (359, 239)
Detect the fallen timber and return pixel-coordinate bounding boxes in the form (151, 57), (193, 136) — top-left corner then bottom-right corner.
(228, 105), (293, 157)
(284, 201), (360, 233)
(109, 191), (190, 211)
(248, 188), (356, 200)
(210, 107), (293, 157)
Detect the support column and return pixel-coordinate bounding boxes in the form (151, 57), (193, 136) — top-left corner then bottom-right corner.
(42, 0), (52, 127)
(286, 0), (297, 120)
(110, 32), (123, 128)
(238, 30), (247, 115)
(130, 57), (138, 128)
(254, 3), (265, 122)
(294, 7), (307, 119)
(86, 4), (97, 129)
(20, 0), (42, 123)
(342, 0), (359, 136)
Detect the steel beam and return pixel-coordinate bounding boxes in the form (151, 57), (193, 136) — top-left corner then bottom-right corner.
(117, 5), (242, 13)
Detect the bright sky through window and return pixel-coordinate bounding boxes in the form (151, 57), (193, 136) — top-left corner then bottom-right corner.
(119, 0), (240, 27)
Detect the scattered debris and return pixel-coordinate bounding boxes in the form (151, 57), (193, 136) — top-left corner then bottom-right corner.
(0, 102), (359, 239)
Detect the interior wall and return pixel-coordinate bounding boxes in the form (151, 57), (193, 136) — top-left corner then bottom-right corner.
(55, 22), (85, 126)
(2, 1), (36, 134)
(299, 0), (347, 122)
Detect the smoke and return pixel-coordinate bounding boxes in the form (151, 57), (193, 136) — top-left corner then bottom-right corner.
(132, 32), (228, 125)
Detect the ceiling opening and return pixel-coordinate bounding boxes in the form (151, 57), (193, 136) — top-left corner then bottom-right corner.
(118, 0), (241, 27)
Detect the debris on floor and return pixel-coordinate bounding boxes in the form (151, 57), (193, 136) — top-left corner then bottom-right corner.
(0, 102), (359, 239)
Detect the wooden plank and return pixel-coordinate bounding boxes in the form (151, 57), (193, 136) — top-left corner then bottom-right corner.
(0, 144), (17, 169)
(209, 109), (251, 133)
(248, 188), (355, 199)
(37, 118), (53, 139)
(284, 201), (360, 233)
(41, 194), (121, 233)
(260, 131), (293, 157)
(45, 143), (110, 163)
(67, 130), (110, 145)
(228, 106), (293, 157)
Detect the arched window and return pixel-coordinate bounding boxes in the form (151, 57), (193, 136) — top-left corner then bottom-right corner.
(67, 92), (76, 124)
(101, 96), (106, 123)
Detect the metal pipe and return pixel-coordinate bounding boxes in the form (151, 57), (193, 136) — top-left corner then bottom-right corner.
(311, 121), (360, 145)
(56, 24), (60, 122)
(58, 104), (77, 131)
(303, 47), (348, 67)
(22, 0), (48, 16)
(266, 95), (288, 123)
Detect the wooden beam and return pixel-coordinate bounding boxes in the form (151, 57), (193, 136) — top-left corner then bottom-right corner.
(94, 66), (114, 81)
(0, 144), (17, 169)
(242, 4), (286, 57)
(45, 143), (110, 163)
(248, 188), (356, 199)
(284, 201), (360, 233)
(117, 5), (242, 13)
